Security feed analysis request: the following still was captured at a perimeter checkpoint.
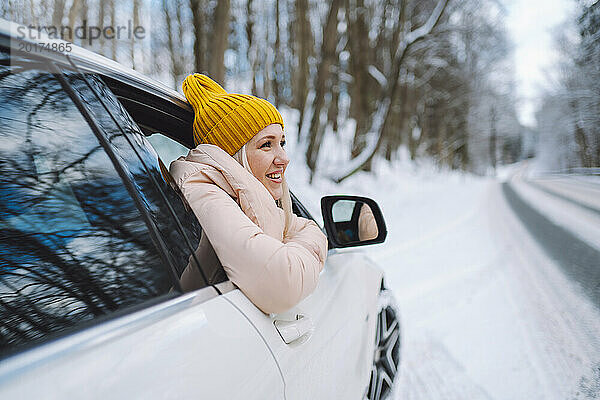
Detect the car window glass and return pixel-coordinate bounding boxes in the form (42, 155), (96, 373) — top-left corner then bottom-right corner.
(0, 50), (173, 355)
(66, 72), (226, 287)
(146, 133), (189, 166)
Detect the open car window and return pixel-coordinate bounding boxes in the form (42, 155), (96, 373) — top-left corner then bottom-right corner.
(146, 133), (190, 166)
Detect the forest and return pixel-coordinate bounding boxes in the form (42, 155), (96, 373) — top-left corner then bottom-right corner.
(2, 0), (599, 181)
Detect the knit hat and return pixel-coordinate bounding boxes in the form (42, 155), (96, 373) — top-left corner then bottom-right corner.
(182, 73), (284, 155)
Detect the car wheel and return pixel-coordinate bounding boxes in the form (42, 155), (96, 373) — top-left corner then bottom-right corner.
(365, 289), (401, 400)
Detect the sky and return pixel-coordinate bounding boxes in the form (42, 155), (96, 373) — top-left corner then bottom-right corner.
(505, 0), (577, 128)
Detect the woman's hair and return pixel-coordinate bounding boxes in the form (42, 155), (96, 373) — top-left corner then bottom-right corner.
(233, 145), (293, 236)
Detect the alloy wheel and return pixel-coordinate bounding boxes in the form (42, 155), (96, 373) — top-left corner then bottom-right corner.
(365, 290), (401, 400)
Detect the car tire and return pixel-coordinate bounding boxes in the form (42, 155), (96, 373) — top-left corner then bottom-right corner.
(365, 288), (401, 400)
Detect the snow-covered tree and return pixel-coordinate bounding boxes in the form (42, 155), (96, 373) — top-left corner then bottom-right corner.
(535, 0), (600, 171)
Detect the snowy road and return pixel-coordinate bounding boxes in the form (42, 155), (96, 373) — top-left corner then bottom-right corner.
(369, 173), (600, 399)
(505, 178), (600, 306)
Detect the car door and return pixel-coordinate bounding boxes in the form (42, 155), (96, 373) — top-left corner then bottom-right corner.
(138, 129), (385, 399)
(0, 42), (283, 398)
(223, 237), (385, 399)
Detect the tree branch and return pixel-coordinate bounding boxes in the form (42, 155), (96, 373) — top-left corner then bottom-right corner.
(333, 0), (450, 183)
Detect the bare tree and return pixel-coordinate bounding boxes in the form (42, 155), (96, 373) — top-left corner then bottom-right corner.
(537, 1), (600, 171)
(305, 0), (343, 182)
(272, 0), (281, 106)
(163, 0), (184, 88)
(189, 0), (207, 73)
(209, 0), (230, 84)
(294, 0), (313, 135)
(334, 0), (449, 182)
(346, 0), (372, 164)
(51, 0), (65, 27)
(78, 0), (88, 46)
(98, 0), (106, 53)
(66, 0), (80, 41)
(109, 0), (116, 60)
(130, 0), (141, 70)
(245, 0), (257, 93)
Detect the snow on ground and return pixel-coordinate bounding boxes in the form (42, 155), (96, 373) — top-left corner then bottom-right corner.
(281, 109), (600, 399)
(532, 177), (600, 211)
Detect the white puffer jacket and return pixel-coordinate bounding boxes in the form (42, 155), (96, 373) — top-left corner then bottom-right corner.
(170, 144), (327, 314)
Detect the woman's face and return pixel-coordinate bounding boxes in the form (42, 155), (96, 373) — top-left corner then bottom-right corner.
(246, 124), (289, 200)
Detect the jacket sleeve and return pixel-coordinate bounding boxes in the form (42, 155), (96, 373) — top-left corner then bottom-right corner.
(284, 213), (328, 265)
(179, 174), (327, 314)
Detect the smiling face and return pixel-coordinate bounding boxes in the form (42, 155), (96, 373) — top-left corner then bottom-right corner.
(245, 124), (289, 200)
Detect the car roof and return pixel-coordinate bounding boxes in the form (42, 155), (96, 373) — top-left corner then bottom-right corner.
(0, 18), (195, 148)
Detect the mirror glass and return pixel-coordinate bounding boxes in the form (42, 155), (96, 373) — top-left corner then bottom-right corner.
(332, 200), (356, 222)
(331, 200), (379, 244)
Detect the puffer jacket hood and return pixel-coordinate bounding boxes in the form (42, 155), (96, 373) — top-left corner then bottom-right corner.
(170, 144), (285, 240)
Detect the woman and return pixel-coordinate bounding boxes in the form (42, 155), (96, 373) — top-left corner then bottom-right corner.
(169, 73), (327, 315)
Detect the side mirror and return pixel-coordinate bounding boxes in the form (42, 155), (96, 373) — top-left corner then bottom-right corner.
(321, 195), (387, 249)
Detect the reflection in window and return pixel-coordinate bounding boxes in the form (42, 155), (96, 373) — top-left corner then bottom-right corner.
(68, 73), (225, 286)
(0, 51), (172, 355)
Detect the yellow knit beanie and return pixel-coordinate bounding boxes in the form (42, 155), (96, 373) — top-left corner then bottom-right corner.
(182, 73), (284, 155)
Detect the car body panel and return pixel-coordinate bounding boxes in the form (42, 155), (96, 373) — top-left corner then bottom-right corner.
(225, 251), (384, 400)
(0, 288), (284, 399)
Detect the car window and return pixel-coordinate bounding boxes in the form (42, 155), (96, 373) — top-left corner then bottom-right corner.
(65, 72), (227, 287)
(146, 133), (189, 166)
(0, 50), (174, 356)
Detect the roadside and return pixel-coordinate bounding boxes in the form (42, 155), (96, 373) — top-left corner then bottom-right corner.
(364, 172), (600, 399)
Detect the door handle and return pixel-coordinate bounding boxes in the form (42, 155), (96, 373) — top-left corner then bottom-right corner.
(274, 314), (313, 344)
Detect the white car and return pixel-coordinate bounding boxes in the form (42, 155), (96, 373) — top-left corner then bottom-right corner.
(0, 22), (401, 400)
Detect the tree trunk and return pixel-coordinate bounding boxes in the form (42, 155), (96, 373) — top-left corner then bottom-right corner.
(295, 0), (312, 137)
(52, 0), (65, 27)
(209, 0), (230, 84)
(175, 0), (186, 80)
(189, 0), (206, 73)
(408, 110), (420, 161)
(163, 0), (177, 88)
(246, 0), (259, 95)
(27, 0), (39, 25)
(392, 80), (410, 158)
(347, 0), (371, 165)
(327, 71), (340, 134)
(383, 82), (407, 162)
(489, 105), (497, 172)
(79, 0), (88, 41)
(66, 0), (80, 42)
(98, 0), (106, 53)
(130, 0), (140, 70)
(109, 0), (116, 60)
(272, 0), (281, 107)
(574, 122), (591, 168)
(305, 0), (343, 181)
